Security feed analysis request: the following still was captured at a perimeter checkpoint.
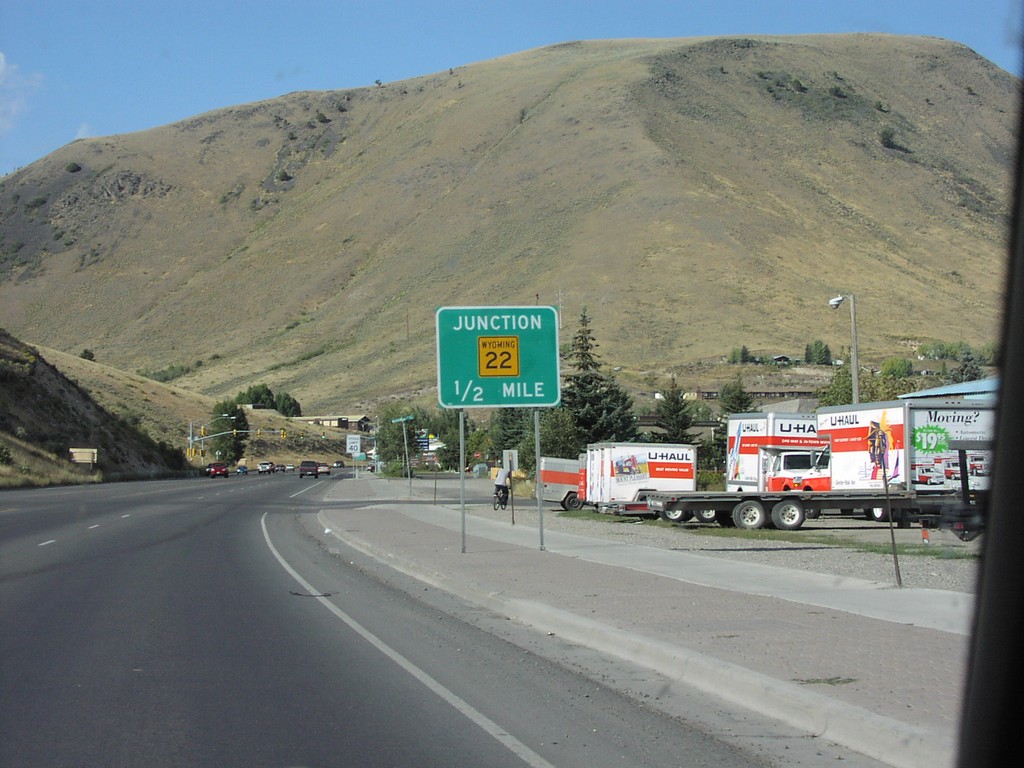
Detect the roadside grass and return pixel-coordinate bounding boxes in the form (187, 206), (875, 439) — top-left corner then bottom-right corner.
(0, 432), (199, 489)
(0, 434), (101, 489)
(555, 507), (978, 559)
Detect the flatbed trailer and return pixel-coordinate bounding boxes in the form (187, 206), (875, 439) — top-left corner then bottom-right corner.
(645, 488), (968, 530)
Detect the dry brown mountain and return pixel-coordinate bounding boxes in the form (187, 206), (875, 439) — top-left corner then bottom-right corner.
(0, 35), (1016, 413)
(0, 328), (187, 478)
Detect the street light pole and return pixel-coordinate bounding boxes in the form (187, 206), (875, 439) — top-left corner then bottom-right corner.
(829, 293), (859, 404)
(391, 415), (414, 496)
(849, 294), (859, 405)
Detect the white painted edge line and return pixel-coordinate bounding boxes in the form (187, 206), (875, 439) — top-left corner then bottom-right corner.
(259, 512), (556, 768)
(316, 510), (955, 768)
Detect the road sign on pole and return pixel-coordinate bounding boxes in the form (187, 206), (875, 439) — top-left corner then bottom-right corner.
(435, 306), (560, 408)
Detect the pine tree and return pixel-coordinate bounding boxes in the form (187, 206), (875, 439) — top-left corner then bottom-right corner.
(561, 309), (637, 444)
(717, 375), (755, 416)
(804, 339), (833, 365)
(702, 375), (754, 472)
(949, 349), (983, 383)
(653, 376), (696, 444)
(816, 364), (854, 407)
(491, 407), (531, 453)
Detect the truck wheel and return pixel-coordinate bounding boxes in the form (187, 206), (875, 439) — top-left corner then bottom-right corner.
(732, 500), (767, 529)
(771, 499), (805, 530)
(956, 529), (983, 542)
(867, 507), (891, 522)
(694, 509), (718, 524)
(659, 508), (693, 523)
(565, 493), (584, 511)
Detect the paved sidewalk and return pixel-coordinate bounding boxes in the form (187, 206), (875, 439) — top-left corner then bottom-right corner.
(316, 475), (971, 768)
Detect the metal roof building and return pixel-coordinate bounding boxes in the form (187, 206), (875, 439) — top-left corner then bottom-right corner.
(898, 376), (1000, 400)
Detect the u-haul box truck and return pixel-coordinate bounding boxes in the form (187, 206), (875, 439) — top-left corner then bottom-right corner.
(646, 397), (994, 531)
(726, 413), (830, 493)
(817, 398), (995, 494)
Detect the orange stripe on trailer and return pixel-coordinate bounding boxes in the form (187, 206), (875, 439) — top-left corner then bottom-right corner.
(541, 469), (581, 485)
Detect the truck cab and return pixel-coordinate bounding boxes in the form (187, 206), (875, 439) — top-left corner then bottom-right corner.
(764, 447), (831, 492)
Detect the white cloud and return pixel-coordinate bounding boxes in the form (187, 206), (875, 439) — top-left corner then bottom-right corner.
(0, 51), (43, 137)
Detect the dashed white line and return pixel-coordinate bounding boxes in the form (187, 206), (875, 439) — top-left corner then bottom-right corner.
(289, 483), (321, 498)
(38, 540), (56, 547)
(88, 524), (100, 529)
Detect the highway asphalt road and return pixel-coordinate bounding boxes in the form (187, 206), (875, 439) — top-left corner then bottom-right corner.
(0, 474), (772, 767)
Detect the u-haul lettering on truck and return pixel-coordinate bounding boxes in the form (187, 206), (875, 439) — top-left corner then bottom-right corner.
(778, 422), (818, 434)
(647, 451), (692, 461)
(827, 414), (860, 426)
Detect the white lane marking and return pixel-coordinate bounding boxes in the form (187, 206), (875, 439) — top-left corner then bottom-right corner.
(38, 540), (56, 547)
(88, 524), (100, 529)
(121, 514), (131, 518)
(288, 483), (320, 498)
(259, 513), (555, 768)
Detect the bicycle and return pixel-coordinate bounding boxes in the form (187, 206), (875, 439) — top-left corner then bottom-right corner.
(493, 486), (509, 510)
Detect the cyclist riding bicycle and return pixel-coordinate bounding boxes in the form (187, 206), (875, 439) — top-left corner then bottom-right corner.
(494, 466), (510, 507)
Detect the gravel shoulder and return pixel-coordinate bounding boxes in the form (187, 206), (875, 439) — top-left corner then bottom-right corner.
(466, 484), (981, 594)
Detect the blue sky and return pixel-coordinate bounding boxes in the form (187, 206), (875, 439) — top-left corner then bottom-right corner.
(1, 0), (1021, 177)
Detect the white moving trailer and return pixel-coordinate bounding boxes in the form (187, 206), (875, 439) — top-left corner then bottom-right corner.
(583, 442), (696, 514)
(537, 455), (585, 510)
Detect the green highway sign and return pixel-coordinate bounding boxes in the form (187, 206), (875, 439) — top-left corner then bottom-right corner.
(436, 305), (561, 408)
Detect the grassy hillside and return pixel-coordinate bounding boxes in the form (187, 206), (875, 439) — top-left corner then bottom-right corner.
(0, 330), (366, 487)
(0, 329), (188, 485)
(0, 35), (1015, 413)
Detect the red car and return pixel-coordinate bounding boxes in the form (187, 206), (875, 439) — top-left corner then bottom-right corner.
(207, 462), (229, 478)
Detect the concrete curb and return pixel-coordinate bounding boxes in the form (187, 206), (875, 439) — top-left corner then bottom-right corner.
(316, 510), (954, 768)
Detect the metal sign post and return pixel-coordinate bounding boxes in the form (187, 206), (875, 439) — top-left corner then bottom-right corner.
(436, 306), (561, 551)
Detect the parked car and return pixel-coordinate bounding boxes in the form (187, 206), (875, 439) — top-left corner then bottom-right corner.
(298, 460), (319, 478)
(208, 462), (229, 478)
(257, 461), (274, 474)
(318, 463), (331, 475)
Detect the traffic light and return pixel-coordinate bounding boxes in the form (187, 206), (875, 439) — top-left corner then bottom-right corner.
(199, 426), (206, 437)
(280, 429), (287, 439)
(232, 429), (238, 437)
(257, 429), (262, 438)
